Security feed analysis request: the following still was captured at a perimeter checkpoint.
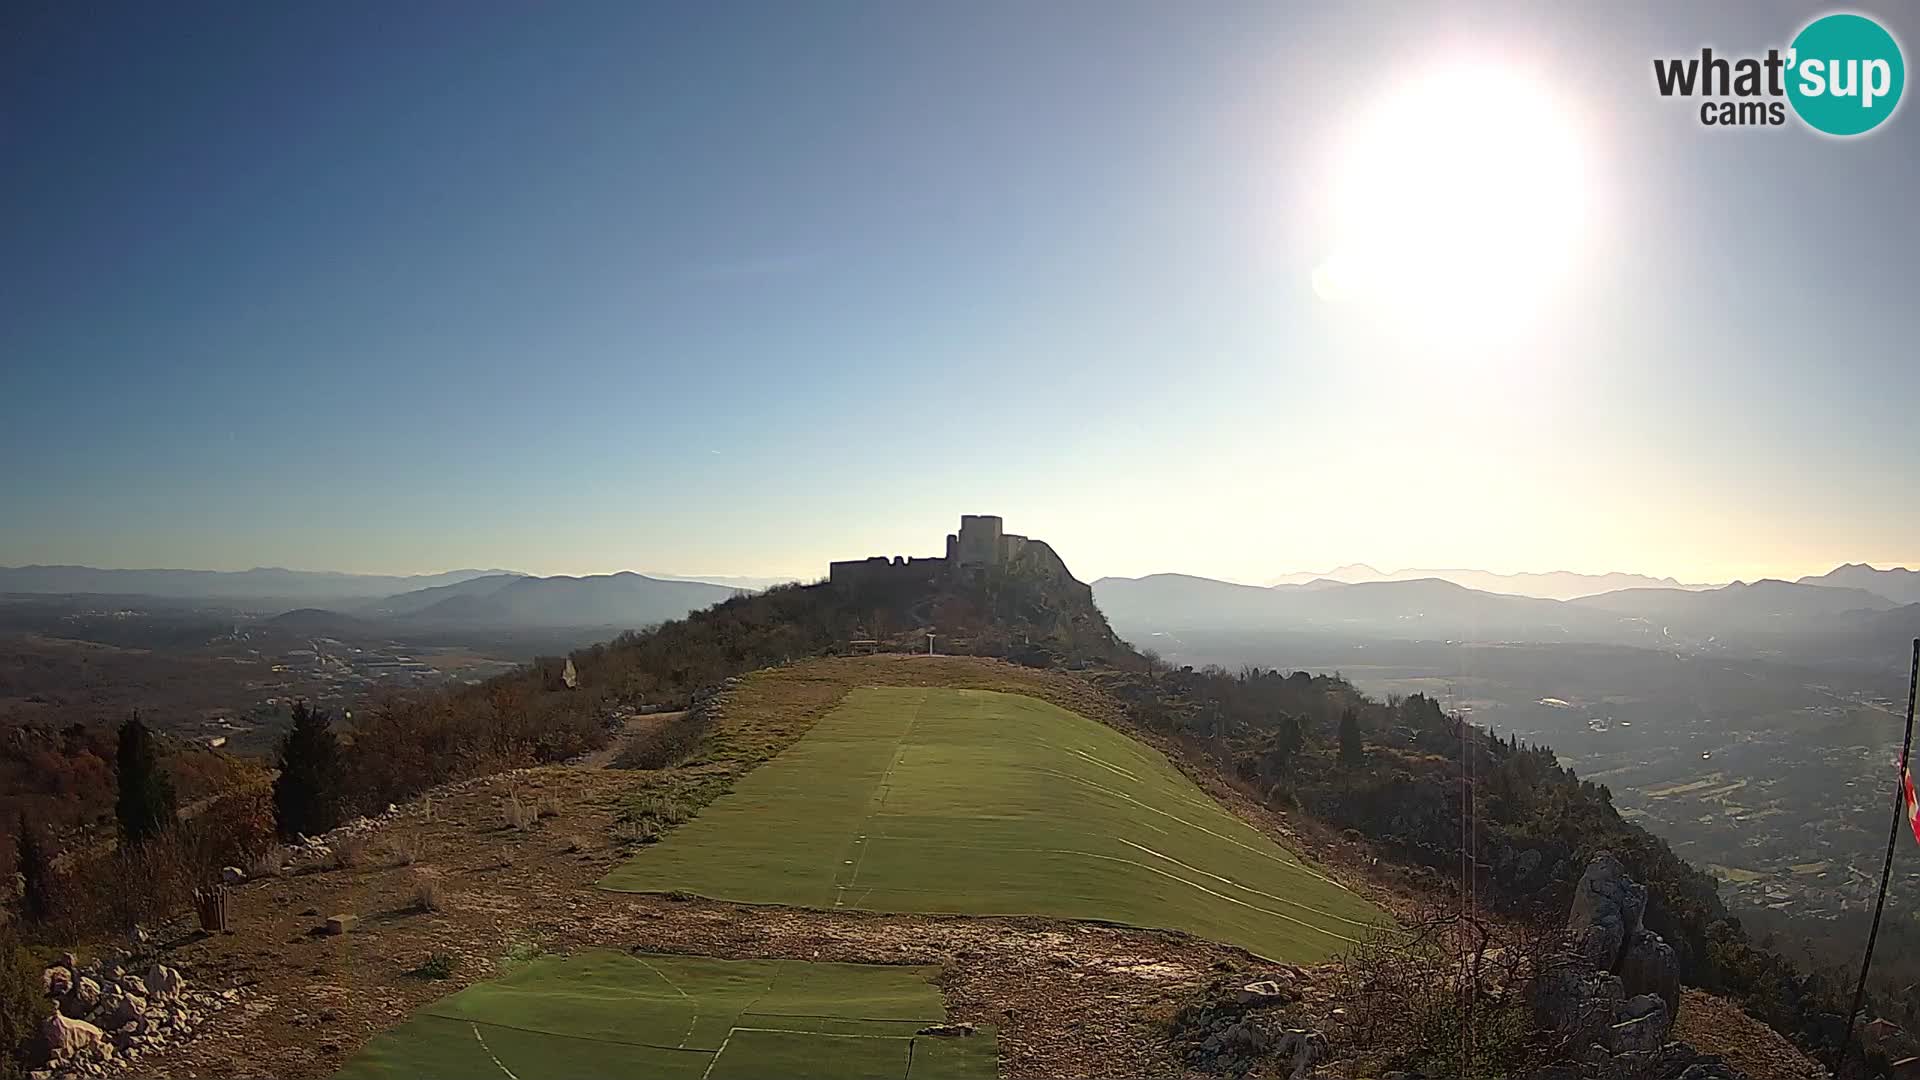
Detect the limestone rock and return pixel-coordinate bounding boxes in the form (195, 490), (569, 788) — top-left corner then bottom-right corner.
(325, 913), (357, 935)
(43, 965), (72, 998)
(1619, 929), (1680, 1016)
(1567, 852), (1646, 970)
(1604, 994), (1670, 1053)
(61, 976), (101, 1019)
(42, 1012), (106, 1057)
(144, 963), (185, 1000)
(1233, 979), (1291, 1006)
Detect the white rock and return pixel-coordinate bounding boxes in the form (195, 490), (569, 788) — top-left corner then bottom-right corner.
(42, 1013), (107, 1057)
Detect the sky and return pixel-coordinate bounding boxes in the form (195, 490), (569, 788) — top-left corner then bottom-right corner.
(4, 1), (1918, 586)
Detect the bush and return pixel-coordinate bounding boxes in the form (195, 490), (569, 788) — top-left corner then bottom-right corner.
(330, 836), (367, 871)
(0, 924), (50, 1080)
(411, 870), (445, 913)
(411, 950), (458, 980)
(612, 710), (715, 771)
(386, 835), (426, 867)
(247, 845), (287, 879)
(503, 793), (535, 832)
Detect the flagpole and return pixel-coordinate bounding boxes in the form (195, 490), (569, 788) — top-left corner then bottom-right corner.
(1839, 637), (1920, 1074)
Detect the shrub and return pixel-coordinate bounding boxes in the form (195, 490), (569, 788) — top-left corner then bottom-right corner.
(330, 836), (367, 871)
(388, 834), (428, 866)
(411, 870), (445, 913)
(0, 924), (51, 1080)
(411, 950), (458, 980)
(613, 710), (714, 770)
(247, 844), (287, 879)
(502, 792), (536, 832)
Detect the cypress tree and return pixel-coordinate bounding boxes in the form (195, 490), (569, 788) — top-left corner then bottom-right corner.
(1338, 707), (1363, 768)
(15, 813), (56, 926)
(115, 713), (177, 846)
(274, 701), (344, 839)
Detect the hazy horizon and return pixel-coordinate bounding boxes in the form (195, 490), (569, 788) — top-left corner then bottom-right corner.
(6, 3), (1918, 586)
(2, 550), (1907, 592)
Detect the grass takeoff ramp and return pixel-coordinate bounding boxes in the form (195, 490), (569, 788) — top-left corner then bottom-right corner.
(333, 950), (997, 1080)
(603, 686), (1389, 961)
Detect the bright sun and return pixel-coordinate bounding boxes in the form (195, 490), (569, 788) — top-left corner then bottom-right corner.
(1313, 63), (1592, 345)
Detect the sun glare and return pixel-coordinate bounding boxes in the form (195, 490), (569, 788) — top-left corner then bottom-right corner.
(1313, 63), (1593, 347)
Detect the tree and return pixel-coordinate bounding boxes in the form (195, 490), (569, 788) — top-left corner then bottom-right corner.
(115, 712), (177, 846)
(274, 700), (345, 839)
(14, 813), (55, 926)
(1339, 707), (1363, 768)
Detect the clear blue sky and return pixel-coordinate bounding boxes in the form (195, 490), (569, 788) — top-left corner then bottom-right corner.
(4, 1), (1917, 584)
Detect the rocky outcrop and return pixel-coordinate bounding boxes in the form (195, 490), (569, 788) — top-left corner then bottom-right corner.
(1529, 853), (1750, 1080)
(1171, 974), (1328, 1079)
(33, 951), (245, 1079)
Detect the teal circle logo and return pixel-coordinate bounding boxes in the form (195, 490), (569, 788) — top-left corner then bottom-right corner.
(1787, 13), (1905, 136)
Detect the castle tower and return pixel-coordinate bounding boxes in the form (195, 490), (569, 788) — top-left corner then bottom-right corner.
(954, 514), (1004, 568)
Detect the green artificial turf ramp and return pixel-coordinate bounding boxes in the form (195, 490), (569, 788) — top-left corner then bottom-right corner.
(332, 950), (996, 1080)
(602, 686), (1388, 961)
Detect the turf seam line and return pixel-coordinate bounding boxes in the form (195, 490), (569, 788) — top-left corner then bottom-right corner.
(419, 1013), (714, 1055)
(1113, 838), (1390, 931)
(470, 1021), (523, 1080)
(1040, 768), (1349, 889)
(633, 955), (701, 1049)
(740, 1011), (943, 1022)
(836, 692), (925, 907)
(729, 1026), (914, 1040)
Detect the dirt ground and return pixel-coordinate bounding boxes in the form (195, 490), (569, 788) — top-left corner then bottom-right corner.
(114, 655), (1825, 1080)
(127, 762), (1296, 1080)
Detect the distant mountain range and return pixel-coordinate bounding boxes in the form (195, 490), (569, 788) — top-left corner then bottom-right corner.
(0, 564), (749, 631)
(0, 564), (518, 603)
(1796, 563), (1920, 605)
(359, 572), (740, 629)
(1263, 564), (1713, 600)
(1092, 572), (1903, 651)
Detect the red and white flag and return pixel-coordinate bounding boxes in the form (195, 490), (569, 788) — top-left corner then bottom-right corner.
(1904, 761), (1920, 846)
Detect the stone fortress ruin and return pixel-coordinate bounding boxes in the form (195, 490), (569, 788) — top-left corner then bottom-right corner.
(828, 514), (1073, 590)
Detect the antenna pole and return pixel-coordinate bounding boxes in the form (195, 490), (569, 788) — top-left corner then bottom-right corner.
(1839, 637), (1920, 1074)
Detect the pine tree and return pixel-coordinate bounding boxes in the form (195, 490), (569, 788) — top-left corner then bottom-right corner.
(115, 712), (177, 846)
(1338, 707), (1363, 768)
(274, 700), (344, 839)
(14, 813), (56, 926)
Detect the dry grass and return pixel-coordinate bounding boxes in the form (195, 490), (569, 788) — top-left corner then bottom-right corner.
(537, 795), (561, 820)
(503, 792), (536, 832)
(331, 836), (368, 871)
(247, 845), (288, 879)
(410, 869), (445, 913)
(386, 835), (427, 867)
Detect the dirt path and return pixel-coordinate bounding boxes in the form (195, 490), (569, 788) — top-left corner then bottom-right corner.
(572, 710), (683, 770)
